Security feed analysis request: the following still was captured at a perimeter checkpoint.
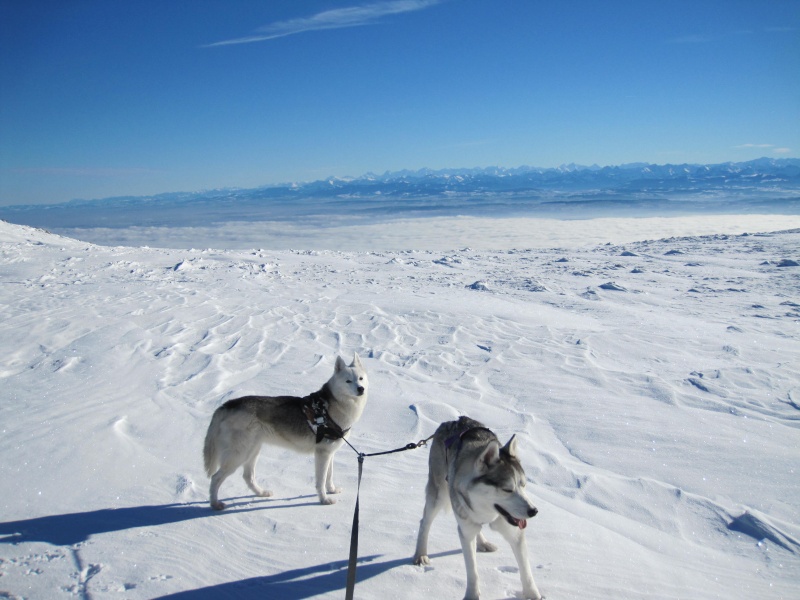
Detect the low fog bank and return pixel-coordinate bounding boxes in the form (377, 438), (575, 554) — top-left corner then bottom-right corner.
(52, 214), (800, 251)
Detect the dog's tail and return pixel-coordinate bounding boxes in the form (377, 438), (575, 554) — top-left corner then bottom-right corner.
(203, 409), (223, 476)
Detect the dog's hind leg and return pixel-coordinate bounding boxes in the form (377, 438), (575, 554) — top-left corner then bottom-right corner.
(209, 462), (238, 511)
(490, 518), (541, 600)
(242, 447), (273, 499)
(209, 436), (254, 510)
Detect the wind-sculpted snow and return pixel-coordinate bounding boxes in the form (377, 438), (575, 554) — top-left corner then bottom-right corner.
(1, 221), (799, 599)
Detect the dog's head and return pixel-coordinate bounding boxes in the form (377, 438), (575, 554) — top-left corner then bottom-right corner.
(329, 353), (368, 400)
(475, 435), (538, 529)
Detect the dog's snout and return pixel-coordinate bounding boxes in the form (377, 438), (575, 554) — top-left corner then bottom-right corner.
(357, 386), (365, 395)
(528, 506), (538, 518)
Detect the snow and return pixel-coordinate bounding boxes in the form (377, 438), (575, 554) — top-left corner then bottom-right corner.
(1, 218), (799, 599)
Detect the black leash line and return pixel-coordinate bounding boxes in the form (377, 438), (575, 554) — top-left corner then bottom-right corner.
(344, 453), (363, 600)
(342, 436), (432, 458)
(342, 435), (433, 600)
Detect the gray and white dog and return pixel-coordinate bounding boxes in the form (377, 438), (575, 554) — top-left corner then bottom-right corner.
(413, 416), (542, 600)
(203, 354), (368, 510)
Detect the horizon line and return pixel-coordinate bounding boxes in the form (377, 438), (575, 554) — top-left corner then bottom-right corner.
(1, 156), (797, 209)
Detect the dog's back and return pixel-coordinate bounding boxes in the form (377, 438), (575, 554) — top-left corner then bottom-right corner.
(433, 416), (487, 446)
(203, 395), (314, 476)
(420, 417), (489, 511)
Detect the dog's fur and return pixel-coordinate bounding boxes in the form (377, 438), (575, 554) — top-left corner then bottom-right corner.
(413, 416), (542, 600)
(203, 354), (368, 510)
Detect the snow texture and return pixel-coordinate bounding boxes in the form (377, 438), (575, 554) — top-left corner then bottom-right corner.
(1, 219), (799, 599)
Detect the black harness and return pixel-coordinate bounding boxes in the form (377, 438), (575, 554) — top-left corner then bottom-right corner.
(302, 385), (350, 443)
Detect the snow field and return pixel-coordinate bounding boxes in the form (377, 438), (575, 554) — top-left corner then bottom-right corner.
(1, 220), (798, 599)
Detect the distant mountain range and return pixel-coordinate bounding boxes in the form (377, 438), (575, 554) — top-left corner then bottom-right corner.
(2, 158), (799, 229)
(278, 157), (800, 198)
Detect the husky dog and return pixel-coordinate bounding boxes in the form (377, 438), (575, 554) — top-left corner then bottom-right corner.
(203, 354), (368, 510)
(413, 416), (542, 600)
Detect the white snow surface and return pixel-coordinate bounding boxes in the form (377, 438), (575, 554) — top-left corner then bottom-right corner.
(1, 219), (799, 599)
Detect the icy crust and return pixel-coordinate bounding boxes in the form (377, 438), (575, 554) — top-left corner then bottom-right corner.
(1, 220), (799, 599)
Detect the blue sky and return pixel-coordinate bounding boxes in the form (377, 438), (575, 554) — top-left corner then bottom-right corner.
(1, 0), (798, 206)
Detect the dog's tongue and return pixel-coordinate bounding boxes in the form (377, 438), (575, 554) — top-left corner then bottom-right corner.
(518, 519), (527, 530)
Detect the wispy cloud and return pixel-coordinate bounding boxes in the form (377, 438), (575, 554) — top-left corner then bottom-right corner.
(205, 0), (441, 47)
(734, 144), (793, 155)
(668, 33), (719, 45)
(669, 26), (794, 45)
(734, 144), (775, 149)
(12, 167), (161, 177)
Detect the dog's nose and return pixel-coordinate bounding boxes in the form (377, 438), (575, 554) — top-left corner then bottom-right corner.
(528, 507), (538, 518)
(357, 386), (365, 395)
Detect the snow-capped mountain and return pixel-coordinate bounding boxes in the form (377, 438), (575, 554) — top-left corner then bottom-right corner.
(1, 158), (798, 232)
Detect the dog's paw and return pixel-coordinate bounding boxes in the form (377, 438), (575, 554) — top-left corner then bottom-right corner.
(210, 501), (226, 511)
(413, 555), (430, 566)
(319, 496), (337, 505)
(256, 490), (274, 498)
(477, 540), (498, 553)
(326, 486), (343, 494)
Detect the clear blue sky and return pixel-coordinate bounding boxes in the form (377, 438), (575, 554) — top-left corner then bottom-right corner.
(1, 0), (798, 206)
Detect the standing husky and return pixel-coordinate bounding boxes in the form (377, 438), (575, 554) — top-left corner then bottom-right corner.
(203, 354), (368, 510)
(413, 416), (542, 600)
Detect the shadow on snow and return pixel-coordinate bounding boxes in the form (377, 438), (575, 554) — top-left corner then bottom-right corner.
(151, 551), (462, 600)
(0, 497), (459, 598)
(0, 496), (316, 546)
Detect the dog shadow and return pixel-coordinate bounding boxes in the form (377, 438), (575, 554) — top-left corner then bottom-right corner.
(0, 496), (316, 547)
(1, 500), (459, 599)
(151, 550), (462, 600)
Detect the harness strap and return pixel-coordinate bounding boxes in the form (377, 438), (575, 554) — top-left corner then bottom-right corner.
(302, 388), (350, 443)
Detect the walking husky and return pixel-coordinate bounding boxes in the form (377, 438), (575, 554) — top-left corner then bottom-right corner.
(413, 416), (542, 600)
(203, 354), (368, 510)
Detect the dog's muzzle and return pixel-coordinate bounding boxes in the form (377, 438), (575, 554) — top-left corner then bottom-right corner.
(357, 386), (365, 396)
(495, 504), (537, 529)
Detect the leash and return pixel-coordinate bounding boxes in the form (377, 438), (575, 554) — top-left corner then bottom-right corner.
(344, 453), (363, 600)
(341, 435), (433, 600)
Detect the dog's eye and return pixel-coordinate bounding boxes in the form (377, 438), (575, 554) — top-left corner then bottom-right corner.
(359, 377), (363, 381)
(502, 488), (514, 494)
(346, 380), (353, 384)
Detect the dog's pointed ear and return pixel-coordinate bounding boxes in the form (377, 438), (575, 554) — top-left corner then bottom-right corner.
(335, 356), (347, 372)
(351, 353), (363, 369)
(477, 441), (500, 473)
(501, 434), (518, 459)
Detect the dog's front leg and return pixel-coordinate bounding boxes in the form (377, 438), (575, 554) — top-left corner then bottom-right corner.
(324, 453), (342, 495)
(413, 479), (445, 565)
(491, 518), (542, 600)
(314, 447), (336, 504)
(457, 520), (482, 600)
